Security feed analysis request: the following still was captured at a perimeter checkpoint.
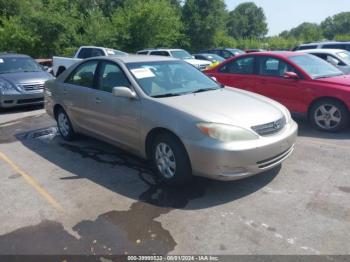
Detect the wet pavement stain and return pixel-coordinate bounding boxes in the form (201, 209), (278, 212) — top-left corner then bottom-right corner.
(0, 174), (205, 255)
(8, 173), (21, 179)
(338, 186), (350, 194)
(2, 128), (208, 255)
(0, 113), (50, 144)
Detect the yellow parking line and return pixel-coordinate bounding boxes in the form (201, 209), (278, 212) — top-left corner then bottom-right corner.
(0, 151), (63, 212)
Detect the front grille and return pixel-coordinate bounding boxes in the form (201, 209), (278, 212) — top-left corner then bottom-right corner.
(21, 83), (44, 91)
(251, 116), (286, 136)
(257, 146), (293, 169)
(17, 98), (44, 104)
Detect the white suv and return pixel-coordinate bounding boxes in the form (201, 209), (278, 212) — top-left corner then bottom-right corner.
(137, 48), (211, 70)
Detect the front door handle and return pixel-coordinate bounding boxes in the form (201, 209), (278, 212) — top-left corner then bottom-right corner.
(95, 97), (101, 104)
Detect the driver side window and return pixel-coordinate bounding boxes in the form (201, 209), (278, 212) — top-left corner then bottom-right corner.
(97, 62), (131, 93)
(258, 56), (298, 77)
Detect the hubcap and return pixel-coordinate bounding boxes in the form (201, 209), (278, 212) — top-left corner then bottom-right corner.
(155, 143), (176, 179)
(314, 104), (341, 130)
(58, 113), (70, 137)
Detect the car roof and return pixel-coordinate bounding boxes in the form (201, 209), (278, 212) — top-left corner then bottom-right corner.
(0, 53), (30, 58)
(299, 41), (350, 46)
(137, 48), (184, 52)
(298, 49), (347, 54)
(241, 51), (304, 58)
(102, 54), (178, 63)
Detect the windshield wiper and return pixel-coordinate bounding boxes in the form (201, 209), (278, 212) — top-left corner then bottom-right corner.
(191, 87), (221, 94)
(152, 93), (181, 98)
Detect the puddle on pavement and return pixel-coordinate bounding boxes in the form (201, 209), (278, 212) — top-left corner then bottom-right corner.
(0, 114), (51, 143)
(2, 127), (208, 255)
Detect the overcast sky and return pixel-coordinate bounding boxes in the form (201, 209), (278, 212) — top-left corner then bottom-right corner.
(225, 0), (350, 36)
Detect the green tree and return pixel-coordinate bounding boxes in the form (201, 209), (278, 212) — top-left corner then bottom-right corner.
(110, 0), (184, 52)
(0, 0), (21, 17)
(321, 12), (350, 39)
(182, 0), (227, 51)
(0, 16), (38, 55)
(227, 2), (268, 39)
(286, 22), (323, 42)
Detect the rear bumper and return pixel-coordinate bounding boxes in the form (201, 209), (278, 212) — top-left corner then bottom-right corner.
(0, 92), (44, 108)
(183, 120), (298, 181)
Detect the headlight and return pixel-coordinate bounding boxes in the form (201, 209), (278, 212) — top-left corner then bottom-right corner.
(197, 123), (259, 142)
(0, 79), (15, 91)
(281, 106), (292, 124)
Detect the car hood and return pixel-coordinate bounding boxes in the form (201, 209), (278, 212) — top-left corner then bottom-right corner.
(314, 74), (350, 87)
(184, 58), (211, 66)
(0, 71), (54, 85)
(155, 88), (285, 128)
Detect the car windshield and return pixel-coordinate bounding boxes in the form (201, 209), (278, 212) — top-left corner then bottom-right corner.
(127, 60), (221, 97)
(203, 54), (225, 62)
(0, 57), (42, 74)
(290, 54), (344, 79)
(107, 49), (128, 57)
(170, 50), (193, 60)
(337, 51), (350, 65)
(228, 49), (245, 55)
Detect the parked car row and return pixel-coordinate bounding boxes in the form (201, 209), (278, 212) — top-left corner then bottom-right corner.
(2, 40), (350, 186)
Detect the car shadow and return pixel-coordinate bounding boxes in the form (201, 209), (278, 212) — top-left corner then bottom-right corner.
(293, 115), (350, 140)
(17, 127), (281, 211)
(0, 105), (44, 115)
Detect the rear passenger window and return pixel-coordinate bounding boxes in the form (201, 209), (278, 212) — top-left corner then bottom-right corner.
(297, 45), (317, 50)
(219, 56), (255, 74)
(150, 51), (170, 56)
(65, 61), (98, 88)
(323, 44), (346, 50)
(77, 48), (93, 59)
(258, 57), (297, 77)
(97, 62), (131, 93)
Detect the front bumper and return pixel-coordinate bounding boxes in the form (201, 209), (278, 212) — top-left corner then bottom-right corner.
(0, 91), (44, 108)
(183, 120), (298, 181)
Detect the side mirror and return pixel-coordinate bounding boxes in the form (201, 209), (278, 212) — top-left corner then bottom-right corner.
(192, 55), (195, 59)
(112, 86), (137, 99)
(284, 71), (299, 79)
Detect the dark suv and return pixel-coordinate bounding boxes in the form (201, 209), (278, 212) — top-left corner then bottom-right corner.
(200, 48), (245, 59)
(293, 41), (350, 52)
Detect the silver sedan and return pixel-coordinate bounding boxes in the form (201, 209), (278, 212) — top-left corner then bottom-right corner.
(45, 55), (298, 185)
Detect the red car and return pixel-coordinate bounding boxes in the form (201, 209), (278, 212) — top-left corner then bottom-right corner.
(205, 51), (350, 132)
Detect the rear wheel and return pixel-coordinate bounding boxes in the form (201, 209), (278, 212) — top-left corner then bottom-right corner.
(56, 108), (75, 140)
(309, 99), (349, 132)
(151, 133), (192, 186)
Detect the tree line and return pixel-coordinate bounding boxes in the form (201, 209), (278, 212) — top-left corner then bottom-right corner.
(0, 0), (349, 58)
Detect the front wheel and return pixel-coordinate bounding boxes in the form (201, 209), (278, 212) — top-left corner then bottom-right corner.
(56, 108), (75, 141)
(151, 134), (192, 186)
(309, 99), (349, 132)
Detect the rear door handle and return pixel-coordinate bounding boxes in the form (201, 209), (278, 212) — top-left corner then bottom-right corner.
(95, 97), (101, 104)
(63, 88), (67, 94)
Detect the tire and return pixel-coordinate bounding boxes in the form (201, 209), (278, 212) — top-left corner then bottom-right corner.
(151, 133), (192, 186)
(56, 108), (75, 141)
(309, 99), (349, 132)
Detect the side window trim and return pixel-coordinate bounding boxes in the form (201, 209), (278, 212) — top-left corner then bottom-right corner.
(64, 59), (99, 88)
(219, 55), (256, 75)
(257, 56), (304, 79)
(95, 61), (132, 94)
